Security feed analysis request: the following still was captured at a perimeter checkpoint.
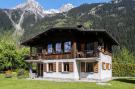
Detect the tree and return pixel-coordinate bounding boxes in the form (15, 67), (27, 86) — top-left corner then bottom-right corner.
(113, 47), (135, 63)
(0, 32), (29, 70)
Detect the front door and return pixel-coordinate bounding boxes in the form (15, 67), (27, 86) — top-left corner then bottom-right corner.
(37, 63), (43, 77)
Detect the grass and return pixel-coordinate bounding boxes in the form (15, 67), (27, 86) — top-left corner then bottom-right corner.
(0, 75), (135, 89)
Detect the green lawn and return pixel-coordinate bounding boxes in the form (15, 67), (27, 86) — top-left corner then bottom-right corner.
(0, 75), (135, 89)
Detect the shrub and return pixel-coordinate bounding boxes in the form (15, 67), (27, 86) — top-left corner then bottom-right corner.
(17, 69), (29, 79)
(113, 62), (135, 77)
(5, 70), (12, 78)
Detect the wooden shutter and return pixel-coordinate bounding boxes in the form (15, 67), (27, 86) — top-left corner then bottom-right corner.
(106, 63), (109, 70)
(43, 63), (46, 72)
(81, 62), (85, 72)
(53, 63), (56, 72)
(93, 62), (99, 73)
(59, 62), (62, 72)
(69, 62), (74, 72)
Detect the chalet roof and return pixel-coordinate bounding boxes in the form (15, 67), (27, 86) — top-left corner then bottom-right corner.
(21, 26), (119, 46)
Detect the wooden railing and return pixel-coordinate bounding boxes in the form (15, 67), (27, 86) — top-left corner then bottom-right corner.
(29, 49), (113, 60)
(76, 50), (99, 58)
(30, 50), (100, 60)
(36, 53), (73, 60)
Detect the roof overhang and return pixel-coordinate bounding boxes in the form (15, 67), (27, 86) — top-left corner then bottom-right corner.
(21, 27), (119, 46)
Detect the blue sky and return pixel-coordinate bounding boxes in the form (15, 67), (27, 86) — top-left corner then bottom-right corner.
(0, 0), (111, 9)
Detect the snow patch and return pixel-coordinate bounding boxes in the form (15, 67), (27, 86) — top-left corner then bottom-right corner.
(89, 4), (104, 15)
(112, 0), (123, 4)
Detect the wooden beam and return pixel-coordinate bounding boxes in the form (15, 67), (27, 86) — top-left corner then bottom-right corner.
(72, 41), (77, 58)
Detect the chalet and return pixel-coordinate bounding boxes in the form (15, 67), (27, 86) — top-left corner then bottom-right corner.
(21, 25), (118, 81)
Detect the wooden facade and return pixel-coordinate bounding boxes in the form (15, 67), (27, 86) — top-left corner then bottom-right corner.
(22, 26), (118, 80)
(23, 27), (118, 60)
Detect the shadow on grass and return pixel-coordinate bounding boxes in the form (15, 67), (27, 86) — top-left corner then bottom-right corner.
(114, 78), (135, 84)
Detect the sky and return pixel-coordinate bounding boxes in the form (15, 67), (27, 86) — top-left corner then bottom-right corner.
(0, 0), (111, 9)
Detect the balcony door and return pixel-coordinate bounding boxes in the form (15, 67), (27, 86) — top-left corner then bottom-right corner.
(85, 42), (94, 57)
(37, 63), (43, 77)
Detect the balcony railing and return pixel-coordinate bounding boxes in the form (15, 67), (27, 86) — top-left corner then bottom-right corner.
(76, 50), (99, 58)
(29, 50), (99, 60)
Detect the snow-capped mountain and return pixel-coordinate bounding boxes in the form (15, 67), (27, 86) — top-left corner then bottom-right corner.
(2, 0), (75, 37)
(111, 0), (123, 3)
(59, 3), (74, 13)
(14, 0), (46, 17)
(44, 3), (74, 14)
(14, 0), (74, 17)
(44, 9), (59, 14)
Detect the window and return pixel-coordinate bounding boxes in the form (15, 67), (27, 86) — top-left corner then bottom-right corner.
(102, 62), (106, 70)
(56, 43), (62, 53)
(37, 47), (42, 53)
(108, 64), (111, 70)
(64, 41), (71, 53)
(86, 43), (94, 52)
(47, 44), (53, 54)
(48, 63), (53, 72)
(86, 63), (94, 72)
(81, 62), (94, 72)
(63, 62), (69, 72)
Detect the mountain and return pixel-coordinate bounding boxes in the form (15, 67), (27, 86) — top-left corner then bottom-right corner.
(44, 3), (74, 14)
(112, 0), (123, 3)
(0, 0), (135, 54)
(59, 3), (74, 13)
(22, 0), (135, 54)
(14, 0), (74, 16)
(0, 0), (74, 37)
(14, 0), (46, 17)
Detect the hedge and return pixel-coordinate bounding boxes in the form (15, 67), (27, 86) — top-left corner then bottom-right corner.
(112, 62), (135, 77)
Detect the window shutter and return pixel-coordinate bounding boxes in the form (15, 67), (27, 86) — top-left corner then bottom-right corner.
(59, 62), (62, 72)
(53, 63), (56, 72)
(43, 63), (46, 72)
(69, 62), (74, 72)
(93, 62), (99, 73)
(106, 63), (109, 70)
(81, 62), (85, 72)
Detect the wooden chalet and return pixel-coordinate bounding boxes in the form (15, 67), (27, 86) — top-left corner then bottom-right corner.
(22, 25), (118, 81)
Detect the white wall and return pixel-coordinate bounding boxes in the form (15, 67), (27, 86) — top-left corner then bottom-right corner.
(99, 52), (112, 81)
(42, 59), (79, 80)
(41, 53), (112, 81)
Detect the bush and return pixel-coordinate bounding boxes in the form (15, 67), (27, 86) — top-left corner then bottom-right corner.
(5, 70), (12, 78)
(113, 62), (135, 77)
(17, 69), (29, 79)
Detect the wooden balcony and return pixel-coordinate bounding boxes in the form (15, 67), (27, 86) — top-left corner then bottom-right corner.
(30, 50), (99, 60)
(37, 53), (73, 60)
